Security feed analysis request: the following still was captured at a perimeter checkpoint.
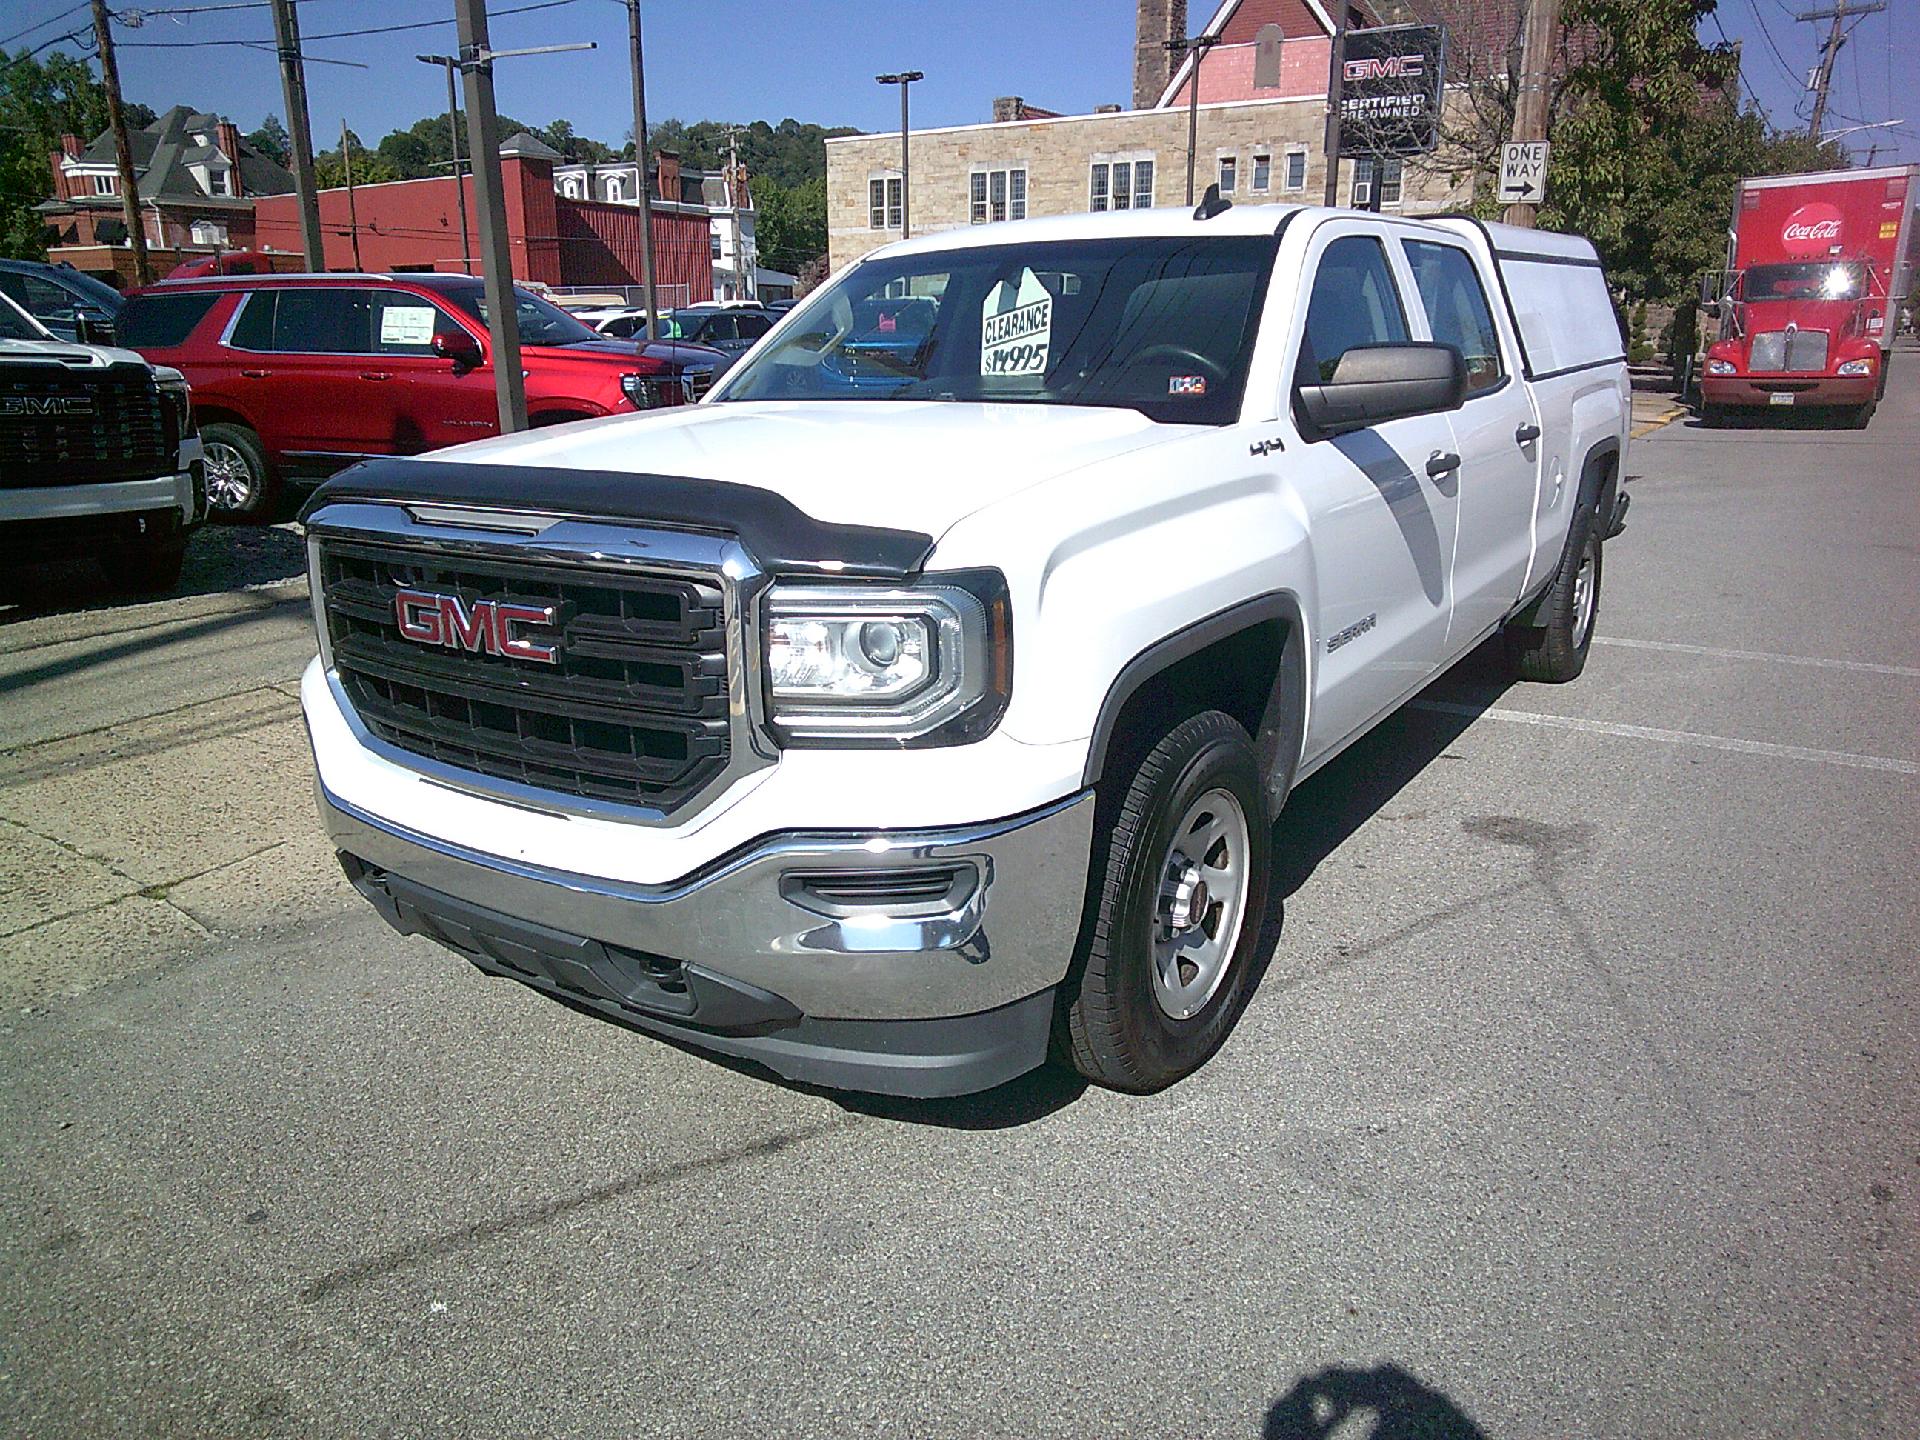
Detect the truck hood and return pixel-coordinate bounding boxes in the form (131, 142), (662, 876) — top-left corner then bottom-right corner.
(0, 337), (146, 368)
(1736, 297), (1870, 337)
(428, 399), (1197, 536)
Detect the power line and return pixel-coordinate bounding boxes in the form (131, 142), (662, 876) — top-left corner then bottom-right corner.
(115, 0), (582, 48)
(0, 2), (90, 49)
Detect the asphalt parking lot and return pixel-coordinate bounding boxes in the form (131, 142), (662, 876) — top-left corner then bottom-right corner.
(2, 358), (1915, 1438)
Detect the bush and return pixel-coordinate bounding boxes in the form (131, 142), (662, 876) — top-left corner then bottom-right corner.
(1628, 301), (1654, 365)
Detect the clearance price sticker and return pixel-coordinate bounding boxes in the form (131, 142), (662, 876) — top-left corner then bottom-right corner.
(981, 269), (1053, 377)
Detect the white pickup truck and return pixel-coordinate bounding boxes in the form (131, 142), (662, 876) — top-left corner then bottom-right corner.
(300, 203), (1629, 1097)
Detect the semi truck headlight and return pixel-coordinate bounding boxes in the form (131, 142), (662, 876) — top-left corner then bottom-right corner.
(765, 572), (1010, 745)
(1705, 358), (1736, 375)
(1837, 358), (1874, 376)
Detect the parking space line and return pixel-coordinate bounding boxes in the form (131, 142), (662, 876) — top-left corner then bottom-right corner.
(1411, 700), (1919, 776)
(1592, 635), (1920, 678)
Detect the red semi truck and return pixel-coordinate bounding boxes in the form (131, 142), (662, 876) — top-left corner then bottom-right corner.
(1701, 164), (1916, 428)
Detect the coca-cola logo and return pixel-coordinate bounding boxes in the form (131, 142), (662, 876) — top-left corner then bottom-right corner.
(1781, 203), (1843, 256)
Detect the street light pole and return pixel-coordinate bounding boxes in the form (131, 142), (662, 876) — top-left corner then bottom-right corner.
(416, 55), (472, 274)
(876, 72), (923, 238)
(1167, 35), (1220, 205)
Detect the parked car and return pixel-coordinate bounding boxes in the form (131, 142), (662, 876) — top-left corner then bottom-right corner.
(299, 205), (1629, 1098)
(574, 306), (659, 340)
(0, 258), (126, 345)
(0, 289), (202, 592)
(118, 272), (728, 519)
(657, 305), (775, 355)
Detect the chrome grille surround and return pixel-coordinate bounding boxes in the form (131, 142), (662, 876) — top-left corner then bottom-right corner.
(307, 499), (775, 826)
(1749, 329), (1831, 373)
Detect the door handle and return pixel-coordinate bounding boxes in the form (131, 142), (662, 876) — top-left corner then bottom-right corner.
(1515, 422), (1542, 445)
(239, 368), (271, 378)
(359, 371), (394, 381)
(1426, 451), (1462, 478)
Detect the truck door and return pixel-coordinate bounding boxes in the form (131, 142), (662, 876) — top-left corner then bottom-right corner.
(1285, 227), (1462, 758)
(1400, 238), (1539, 644)
(364, 289), (498, 453)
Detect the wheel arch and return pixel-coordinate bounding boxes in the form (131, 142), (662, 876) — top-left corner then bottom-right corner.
(1081, 591), (1307, 818)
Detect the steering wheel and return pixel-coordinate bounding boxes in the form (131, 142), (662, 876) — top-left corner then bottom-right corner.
(1130, 343), (1227, 383)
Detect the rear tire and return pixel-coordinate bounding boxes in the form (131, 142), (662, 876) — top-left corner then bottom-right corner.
(1059, 710), (1271, 1093)
(108, 537), (188, 595)
(199, 422), (278, 522)
(1509, 503), (1601, 684)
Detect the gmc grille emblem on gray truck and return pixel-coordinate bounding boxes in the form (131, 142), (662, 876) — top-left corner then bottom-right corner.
(393, 588), (562, 664)
(1, 395), (95, 416)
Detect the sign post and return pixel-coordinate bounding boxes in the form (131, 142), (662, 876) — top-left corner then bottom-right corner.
(1333, 24), (1445, 208)
(1498, 141), (1550, 207)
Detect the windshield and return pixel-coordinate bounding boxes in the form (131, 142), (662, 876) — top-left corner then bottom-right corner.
(1742, 262), (1867, 302)
(0, 292), (50, 342)
(56, 267), (126, 312)
(444, 285), (599, 346)
(714, 235), (1277, 425)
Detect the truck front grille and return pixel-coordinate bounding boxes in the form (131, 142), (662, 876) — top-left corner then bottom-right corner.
(1748, 330), (1830, 373)
(317, 536), (733, 811)
(0, 362), (171, 487)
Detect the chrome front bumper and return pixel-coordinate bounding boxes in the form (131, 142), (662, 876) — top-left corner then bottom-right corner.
(320, 784), (1096, 1095)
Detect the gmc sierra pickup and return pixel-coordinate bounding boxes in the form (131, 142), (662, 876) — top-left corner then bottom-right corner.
(300, 202), (1630, 1097)
(1, 290), (202, 593)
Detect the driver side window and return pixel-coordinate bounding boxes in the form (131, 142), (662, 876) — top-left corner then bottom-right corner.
(1294, 235), (1409, 390)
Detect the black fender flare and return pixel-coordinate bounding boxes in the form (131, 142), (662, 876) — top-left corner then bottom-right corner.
(1082, 590), (1308, 817)
(1516, 435), (1622, 620)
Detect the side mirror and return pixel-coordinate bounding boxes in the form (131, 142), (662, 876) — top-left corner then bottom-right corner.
(432, 330), (483, 371)
(1297, 342), (1467, 437)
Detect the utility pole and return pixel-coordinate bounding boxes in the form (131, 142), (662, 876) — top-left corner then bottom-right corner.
(623, 0), (659, 336)
(1798, 2), (1886, 142)
(1167, 35), (1221, 205)
(725, 125), (748, 300)
(876, 72), (923, 237)
(269, 0), (326, 270)
(416, 55), (472, 274)
(1503, 0), (1562, 228)
(90, 0), (150, 284)
(454, 0), (527, 433)
(340, 120), (362, 270)
(1320, 1), (1351, 207)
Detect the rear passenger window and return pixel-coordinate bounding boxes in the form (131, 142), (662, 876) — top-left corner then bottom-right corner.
(269, 289), (373, 353)
(735, 314), (772, 339)
(1296, 235), (1408, 386)
(227, 292), (275, 350)
(1404, 240), (1506, 394)
(118, 292), (220, 349)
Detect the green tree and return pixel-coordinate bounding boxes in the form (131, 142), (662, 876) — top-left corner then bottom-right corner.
(754, 176), (827, 277)
(247, 114), (290, 167)
(0, 47), (117, 258)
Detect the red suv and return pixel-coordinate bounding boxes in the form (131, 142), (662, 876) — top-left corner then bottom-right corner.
(118, 273), (728, 518)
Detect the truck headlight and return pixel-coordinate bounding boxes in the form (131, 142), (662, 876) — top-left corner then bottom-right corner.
(1836, 358), (1874, 376)
(620, 372), (659, 408)
(765, 571), (1010, 745)
(1705, 358), (1736, 375)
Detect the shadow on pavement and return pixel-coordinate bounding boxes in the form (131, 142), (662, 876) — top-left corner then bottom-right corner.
(1265, 1362), (1489, 1439)
(0, 522), (307, 626)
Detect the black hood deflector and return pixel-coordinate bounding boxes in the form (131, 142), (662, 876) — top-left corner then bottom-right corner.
(300, 458), (934, 579)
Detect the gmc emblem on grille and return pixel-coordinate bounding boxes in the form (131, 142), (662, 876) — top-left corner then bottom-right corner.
(1, 395), (94, 417)
(393, 588), (561, 664)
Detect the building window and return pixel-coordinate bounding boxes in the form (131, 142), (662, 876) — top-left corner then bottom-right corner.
(1284, 149), (1308, 191)
(1350, 157), (1404, 208)
(1091, 158), (1152, 213)
(207, 167), (231, 197)
(869, 175), (902, 230)
(711, 231), (723, 260)
(92, 173), (117, 196)
(190, 220), (228, 247)
(606, 175), (627, 202)
(1252, 153), (1271, 192)
(1089, 164), (1109, 212)
(1218, 155), (1237, 194)
(1112, 161), (1132, 210)
(968, 167), (1027, 222)
(1132, 160), (1152, 209)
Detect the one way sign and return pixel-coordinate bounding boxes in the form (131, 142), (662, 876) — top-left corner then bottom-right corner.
(1499, 141), (1549, 205)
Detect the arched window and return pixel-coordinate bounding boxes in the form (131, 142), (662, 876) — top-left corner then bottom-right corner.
(1253, 23), (1283, 89)
(605, 174), (626, 202)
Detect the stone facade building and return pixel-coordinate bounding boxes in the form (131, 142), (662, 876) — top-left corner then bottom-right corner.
(825, 0), (1472, 273)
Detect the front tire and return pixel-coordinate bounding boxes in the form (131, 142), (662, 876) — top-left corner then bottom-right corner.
(1060, 710), (1271, 1093)
(107, 537), (188, 595)
(1845, 399), (1876, 430)
(199, 422), (278, 521)
(1509, 502), (1601, 683)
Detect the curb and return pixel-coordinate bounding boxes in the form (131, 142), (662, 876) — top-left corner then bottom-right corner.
(1630, 402), (1686, 439)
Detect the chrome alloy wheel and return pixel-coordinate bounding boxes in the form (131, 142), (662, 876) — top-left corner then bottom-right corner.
(1571, 541), (1598, 649)
(203, 440), (257, 513)
(1152, 787), (1252, 1021)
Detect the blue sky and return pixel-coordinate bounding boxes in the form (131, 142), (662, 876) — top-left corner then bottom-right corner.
(10, 0), (1916, 164)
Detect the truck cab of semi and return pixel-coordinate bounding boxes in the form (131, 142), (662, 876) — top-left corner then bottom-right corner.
(299, 203), (1629, 1098)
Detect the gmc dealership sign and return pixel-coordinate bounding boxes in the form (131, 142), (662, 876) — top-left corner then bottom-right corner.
(1338, 24), (1446, 157)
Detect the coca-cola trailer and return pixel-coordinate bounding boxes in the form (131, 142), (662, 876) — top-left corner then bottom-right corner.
(1701, 163), (1917, 427)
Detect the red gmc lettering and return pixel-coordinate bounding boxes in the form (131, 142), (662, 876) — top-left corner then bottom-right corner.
(1344, 55), (1423, 82)
(391, 588), (560, 664)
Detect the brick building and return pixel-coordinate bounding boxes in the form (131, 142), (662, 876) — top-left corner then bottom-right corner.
(825, 0), (1472, 272)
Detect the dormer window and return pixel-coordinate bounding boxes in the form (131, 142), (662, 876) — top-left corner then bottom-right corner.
(605, 174), (627, 202)
(93, 173), (117, 196)
(207, 167), (232, 197)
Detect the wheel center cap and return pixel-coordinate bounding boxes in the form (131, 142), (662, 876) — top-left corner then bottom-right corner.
(1161, 855), (1208, 935)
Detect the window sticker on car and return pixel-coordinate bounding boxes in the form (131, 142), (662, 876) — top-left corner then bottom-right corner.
(380, 305), (437, 346)
(980, 269), (1052, 377)
(1169, 375), (1207, 396)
